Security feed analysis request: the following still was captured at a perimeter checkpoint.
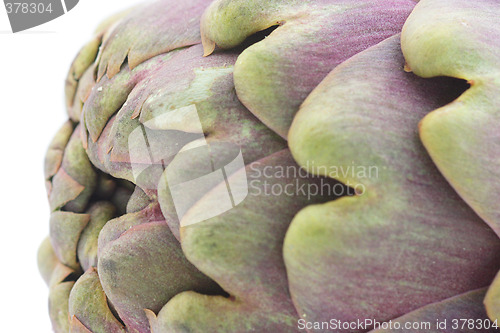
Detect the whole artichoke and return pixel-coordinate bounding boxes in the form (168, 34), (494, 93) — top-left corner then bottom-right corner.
(38, 0), (500, 332)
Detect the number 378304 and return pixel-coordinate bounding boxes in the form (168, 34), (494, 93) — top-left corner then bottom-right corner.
(5, 2), (53, 14)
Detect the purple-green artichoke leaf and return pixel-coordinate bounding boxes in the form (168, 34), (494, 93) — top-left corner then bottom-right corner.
(286, 35), (500, 328)
(97, 220), (224, 333)
(50, 211), (90, 270)
(96, 0), (214, 80)
(76, 202), (116, 271)
(156, 150), (346, 332)
(68, 268), (126, 333)
(49, 125), (97, 213)
(402, 0), (500, 238)
(401, 0), (500, 319)
(48, 263), (77, 333)
(201, 0), (416, 137)
(371, 289), (492, 333)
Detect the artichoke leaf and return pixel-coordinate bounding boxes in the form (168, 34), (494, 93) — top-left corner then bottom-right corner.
(157, 150), (346, 332)
(48, 263), (77, 333)
(401, 0), (500, 320)
(50, 211), (90, 270)
(485, 272), (500, 321)
(201, 0), (416, 137)
(44, 120), (73, 183)
(65, 37), (101, 122)
(68, 268), (126, 333)
(84, 44), (285, 213)
(371, 289), (492, 333)
(37, 237), (59, 286)
(96, 0), (215, 80)
(286, 35), (500, 328)
(49, 125), (97, 213)
(97, 221), (224, 333)
(76, 201), (116, 271)
(70, 316), (93, 333)
(402, 0), (500, 239)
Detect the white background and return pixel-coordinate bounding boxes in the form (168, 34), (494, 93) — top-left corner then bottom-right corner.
(0, 1), (140, 331)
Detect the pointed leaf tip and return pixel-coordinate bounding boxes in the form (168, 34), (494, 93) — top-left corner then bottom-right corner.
(202, 38), (216, 57)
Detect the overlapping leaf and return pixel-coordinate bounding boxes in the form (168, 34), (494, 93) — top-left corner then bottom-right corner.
(201, 0), (416, 137)
(39, 0), (500, 332)
(371, 289), (492, 333)
(287, 35), (500, 329)
(401, 0), (500, 320)
(150, 150), (347, 332)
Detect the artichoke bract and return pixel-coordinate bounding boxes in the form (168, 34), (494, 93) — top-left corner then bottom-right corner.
(38, 0), (500, 332)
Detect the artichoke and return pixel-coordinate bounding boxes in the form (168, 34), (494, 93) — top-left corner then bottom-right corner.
(38, 0), (500, 332)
